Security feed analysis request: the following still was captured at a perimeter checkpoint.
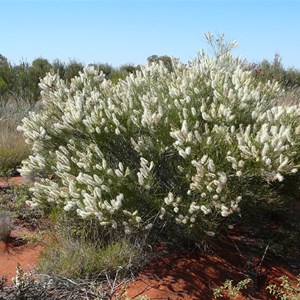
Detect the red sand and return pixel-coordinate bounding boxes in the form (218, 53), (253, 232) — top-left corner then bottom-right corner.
(0, 176), (299, 299)
(0, 176), (41, 285)
(0, 229), (43, 285)
(0, 234), (297, 299)
(113, 240), (298, 300)
(0, 176), (25, 188)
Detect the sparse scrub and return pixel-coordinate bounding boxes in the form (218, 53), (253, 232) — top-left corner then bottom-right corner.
(0, 183), (43, 230)
(213, 278), (252, 298)
(267, 275), (300, 300)
(0, 264), (109, 299)
(247, 54), (300, 107)
(252, 54), (300, 90)
(272, 86), (300, 107)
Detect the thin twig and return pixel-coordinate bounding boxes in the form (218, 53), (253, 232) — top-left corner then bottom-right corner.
(257, 242), (270, 273)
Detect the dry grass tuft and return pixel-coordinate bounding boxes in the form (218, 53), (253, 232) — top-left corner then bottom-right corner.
(0, 211), (12, 241)
(0, 105), (30, 176)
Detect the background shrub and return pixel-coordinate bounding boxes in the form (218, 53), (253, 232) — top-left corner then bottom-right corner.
(0, 104), (30, 176)
(248, 53), (300, 90)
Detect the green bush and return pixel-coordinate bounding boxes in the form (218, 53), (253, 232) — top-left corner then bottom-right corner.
(213, 278), (252, 298)
(18, 34), (300, 241)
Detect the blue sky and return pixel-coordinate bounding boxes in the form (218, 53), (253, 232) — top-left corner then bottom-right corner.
(1, 0), (300, 69)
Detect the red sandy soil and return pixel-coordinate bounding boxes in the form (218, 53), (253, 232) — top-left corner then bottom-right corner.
(0, 176), (42, 285)
(1, 231), (297, 299)
(0, 176), (25, 187)
(1, 176), (299, 299)
(0, 228), (43, 285)
(114, 238), (299, 300)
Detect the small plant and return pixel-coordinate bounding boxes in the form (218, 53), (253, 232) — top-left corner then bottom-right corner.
(0, 183), (43, 231)
(0, 210), (12, 241)
(266, 275), (300, 300)
(22, 230), (47, 245)
(11, 264), (36, 299)
(0, 168), (14, 186)
(213, 278), (252, 298)
(117, 292), (150, 300)
(12, 264), (35, 289)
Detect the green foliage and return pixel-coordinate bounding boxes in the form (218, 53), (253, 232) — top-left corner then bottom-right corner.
(10, 62), (37, 106)
(251, 54), (300, 90)
(267, 275), (300, 300)
(0, 53), (141, 109)
(0, 54), (14, 107)
(28, 58), (52, 104)
(93, 63), (138, 84)
(52, 59), (66, 78)
(64, 59), (84, 82)
(213, 278), (252, 298)
(0, 181), (44, 231)
(119, 63), (136, 74)
(147, 54), (173, 71)
(94, 63), (114, 78)
(0, 56), (51, 107)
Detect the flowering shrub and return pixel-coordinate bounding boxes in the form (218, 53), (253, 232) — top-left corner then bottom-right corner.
(18, 35), (300, 237)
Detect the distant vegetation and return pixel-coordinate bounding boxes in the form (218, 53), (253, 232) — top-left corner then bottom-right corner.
(0, 51), (300, 177)
(251, 54), (300, 89)
(0, 52), (300, 109)
(0, 55), (141, 108)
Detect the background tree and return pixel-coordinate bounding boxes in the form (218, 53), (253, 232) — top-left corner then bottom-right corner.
(147, 54), (173, 71)
(52, 59), (66, 79)
(0, 54), (13, 108)
(64, 60), (84, 82)
(10, 61), (33, 106)
(28, 58), (52, 105)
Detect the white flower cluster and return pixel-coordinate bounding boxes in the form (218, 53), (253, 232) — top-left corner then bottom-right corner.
(137, 157), (154, 189)
(18, 37), (300, 234)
